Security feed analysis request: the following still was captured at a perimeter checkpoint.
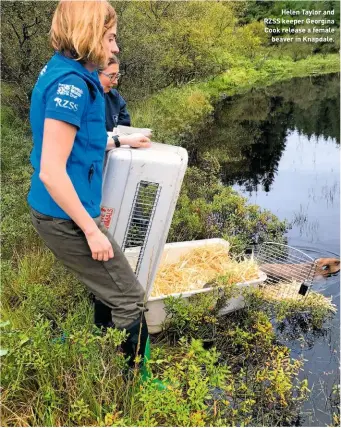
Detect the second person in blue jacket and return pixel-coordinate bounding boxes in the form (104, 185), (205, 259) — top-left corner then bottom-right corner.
(99, 56), (130, 132)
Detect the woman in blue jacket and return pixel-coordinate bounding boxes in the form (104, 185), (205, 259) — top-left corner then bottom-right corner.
(99, 56), (151, 146)
(28, 0), (150, 369)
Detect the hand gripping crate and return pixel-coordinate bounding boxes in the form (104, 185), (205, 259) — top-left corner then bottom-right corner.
(101, 141), (188, 295)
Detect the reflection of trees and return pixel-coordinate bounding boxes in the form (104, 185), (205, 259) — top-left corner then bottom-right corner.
(235, 115), (288, 193)
(193, 92), (291, 192)
(267, 74), (340, 143)
(190, 73), (339, 192)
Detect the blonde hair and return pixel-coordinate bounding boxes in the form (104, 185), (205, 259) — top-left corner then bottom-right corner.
(50, 0), (117, 68)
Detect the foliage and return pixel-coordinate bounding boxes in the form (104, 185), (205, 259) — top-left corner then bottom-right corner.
(131, 86), (214, 145)
(168, 153), (288, 253)
(114, 1), (238, 100)
(1, 315), (128, 426)
(161, 283), (237, 344)
(1, 245), (130, 426)
(1, 1), (243, 114)
(151, 294), (310, 427)
(134, 338), (230, 427)
(273, 291), (336, 330)
(1, 260), (310, 427)
(244, 287), (337, 331)
(331, 383), (340, 427)
(2, 0), (339, 119)
(1, 1), (55, 116)
(1, 103), (37, 260)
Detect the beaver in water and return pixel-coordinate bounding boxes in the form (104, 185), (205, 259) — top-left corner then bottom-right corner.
(260, 257), (340, 282)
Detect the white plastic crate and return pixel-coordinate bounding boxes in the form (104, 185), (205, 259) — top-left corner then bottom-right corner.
(138, 238), (267, 334)
(101, 141), (188, 293)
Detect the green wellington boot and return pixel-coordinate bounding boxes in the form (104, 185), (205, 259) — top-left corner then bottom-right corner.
(140, 336), (167, 390)
(140, 335), (151, 381)
(121, 314), (167, 389)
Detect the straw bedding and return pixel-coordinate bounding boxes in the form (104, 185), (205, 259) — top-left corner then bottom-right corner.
(151, 244), (259, 298)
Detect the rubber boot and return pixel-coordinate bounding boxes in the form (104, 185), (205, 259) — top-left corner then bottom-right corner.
(140, 335), (151, 381)
(141, 336), (168, 390)
(120, 315), (166, 389)
(121, 313), (149, 368)
(93, 297), (114, 331)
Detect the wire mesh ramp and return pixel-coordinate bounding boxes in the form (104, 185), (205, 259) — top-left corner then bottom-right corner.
(254, 242), (317, 301)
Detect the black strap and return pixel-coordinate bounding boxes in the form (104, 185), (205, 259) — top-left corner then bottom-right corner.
(112, 135), (121, 148)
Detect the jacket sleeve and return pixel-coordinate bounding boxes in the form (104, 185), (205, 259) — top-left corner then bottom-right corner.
(45, 75), (88, 129)
(118, 93), (131, 126)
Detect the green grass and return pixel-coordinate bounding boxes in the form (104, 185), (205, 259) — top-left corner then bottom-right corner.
(130, 53), (340, 143)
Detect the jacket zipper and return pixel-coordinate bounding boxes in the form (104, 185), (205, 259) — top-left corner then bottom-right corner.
(88, 164), (95, 184)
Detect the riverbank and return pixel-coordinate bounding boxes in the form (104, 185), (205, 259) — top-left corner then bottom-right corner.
(1, 54), (339, 427)
(130, 54), (340, 144)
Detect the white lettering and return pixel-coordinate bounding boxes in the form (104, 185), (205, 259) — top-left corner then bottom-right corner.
(54, 97), (62, 107)
(69, 102), (78, 111)
(306, 18), (334, 25)
(272, 36), (294, 43)
(54, 97), (78, 111)
(302, 9), (322, 16)
(302, 36), (334, 42)
(69, 85), (83, 99)
(57, 83), (71, 96)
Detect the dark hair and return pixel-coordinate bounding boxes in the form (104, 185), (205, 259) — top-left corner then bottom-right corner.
(108, 55), (120, 66)
(98, 55), (119, 72)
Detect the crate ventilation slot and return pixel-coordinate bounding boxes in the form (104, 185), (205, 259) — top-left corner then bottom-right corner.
(122, 180), (161, 274)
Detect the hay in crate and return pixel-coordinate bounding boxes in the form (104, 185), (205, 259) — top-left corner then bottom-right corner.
(151, 244), (259, 297)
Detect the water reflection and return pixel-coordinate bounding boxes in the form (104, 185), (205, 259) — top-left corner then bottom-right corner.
(191, 73), (340, 193)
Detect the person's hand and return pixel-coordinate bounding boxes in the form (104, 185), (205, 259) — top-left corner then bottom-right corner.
(119, 133), (151, 148)
(85, 228), (114, 261)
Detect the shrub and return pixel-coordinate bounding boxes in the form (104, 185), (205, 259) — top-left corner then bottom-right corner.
(168, 154), (288, 253)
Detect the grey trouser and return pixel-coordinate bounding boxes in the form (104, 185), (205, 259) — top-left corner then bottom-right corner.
(30, 208), (146, 328)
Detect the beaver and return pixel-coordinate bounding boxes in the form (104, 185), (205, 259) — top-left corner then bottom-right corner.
(315, 258), (340, 277)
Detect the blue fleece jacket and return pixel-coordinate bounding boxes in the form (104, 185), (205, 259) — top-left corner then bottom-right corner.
(104, 88), (131, 132)
(28, 52), (107, 219)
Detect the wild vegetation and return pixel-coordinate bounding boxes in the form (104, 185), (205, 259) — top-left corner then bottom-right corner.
(2, 0), (340, 116)
(1, 0), (339, 426)
(3, 258), (336, 426)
